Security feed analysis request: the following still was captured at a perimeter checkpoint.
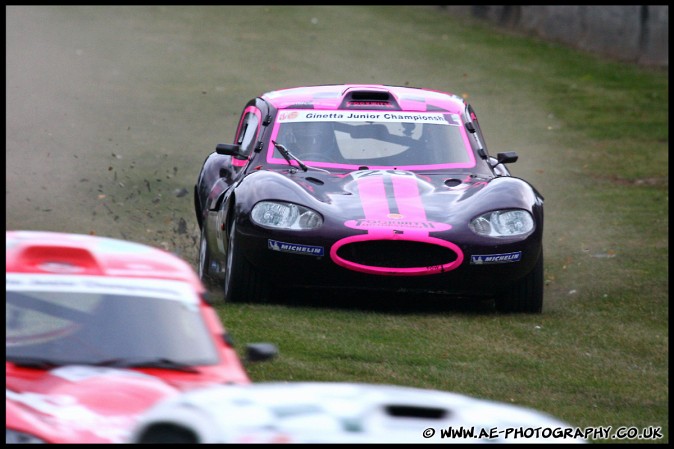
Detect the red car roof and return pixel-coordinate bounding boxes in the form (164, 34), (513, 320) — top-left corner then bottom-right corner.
(6, 230), (204, 293)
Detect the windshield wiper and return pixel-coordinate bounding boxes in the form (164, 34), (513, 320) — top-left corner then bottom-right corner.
(7, 356), (69, 368)
(272, 140), (309, 172)
(93, 357), (200, 373)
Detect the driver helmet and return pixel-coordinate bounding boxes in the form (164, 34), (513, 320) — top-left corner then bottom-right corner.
(288, 122), (326, 150)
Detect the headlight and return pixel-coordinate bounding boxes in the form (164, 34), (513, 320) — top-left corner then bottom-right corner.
(469, 209), (534, 237)
(6, 428), (47, 444)
(251, 201), (323, 230)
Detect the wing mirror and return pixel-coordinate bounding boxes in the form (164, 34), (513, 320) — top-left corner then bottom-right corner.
(496, 151), (518, 164)
(488, 151), (519, 170)
(216, 143), (248, 160)
(245, 343), (279, 363)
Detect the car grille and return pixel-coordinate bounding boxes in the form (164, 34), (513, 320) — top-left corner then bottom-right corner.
(335, 240), (459, 269)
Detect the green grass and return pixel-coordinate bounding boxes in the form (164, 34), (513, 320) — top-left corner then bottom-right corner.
(206, 7), (668, 443)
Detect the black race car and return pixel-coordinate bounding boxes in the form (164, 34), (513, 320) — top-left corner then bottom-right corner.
(194, 84), (544, 313)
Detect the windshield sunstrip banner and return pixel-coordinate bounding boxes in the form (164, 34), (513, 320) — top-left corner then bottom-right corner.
(276, 110), (461, 126)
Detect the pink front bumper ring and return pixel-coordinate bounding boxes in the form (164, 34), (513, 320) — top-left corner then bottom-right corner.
(330, 234), (464, 276)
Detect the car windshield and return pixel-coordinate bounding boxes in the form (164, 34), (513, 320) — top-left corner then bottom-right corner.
(6, 274), (220, 367)
(267, 110), (475, 171)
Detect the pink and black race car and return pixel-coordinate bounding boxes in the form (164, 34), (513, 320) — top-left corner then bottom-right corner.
(195, 84), (544, 313)
(6, 230), (277, 443)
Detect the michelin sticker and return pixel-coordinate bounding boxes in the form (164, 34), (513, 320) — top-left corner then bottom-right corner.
(470, 251), (522, 265)
(268, 239), (324, 257)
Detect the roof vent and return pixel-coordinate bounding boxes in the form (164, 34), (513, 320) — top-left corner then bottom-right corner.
(17, 246), (103, 275)
(340, 89), (401, 110)
(351, 91), (390, 101)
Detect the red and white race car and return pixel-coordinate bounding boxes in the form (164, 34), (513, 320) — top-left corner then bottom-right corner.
(6, 230), (277, 443)
(128, 382), (586, 444)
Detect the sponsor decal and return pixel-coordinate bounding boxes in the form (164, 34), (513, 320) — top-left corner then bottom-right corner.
(6, 389), (135, 443)
(344, 218), (451, 231)
(268, 239), (324, 256)
(470, 251), (522, 265)
(276, 110), (456, 125)
(37, 262), (86, 274)
(5, 274), (198, 303)
(51, 365), (158, 381)
(346, 100), (395, 108)
(277, 111), (300, 121)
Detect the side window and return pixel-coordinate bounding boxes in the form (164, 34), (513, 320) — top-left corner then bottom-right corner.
(235, 111), (261, 158)
(466, 104), (488, 151)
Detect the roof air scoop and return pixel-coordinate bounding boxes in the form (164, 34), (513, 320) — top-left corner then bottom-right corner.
(351, 91), (390, 101)
(340, 89), (401, 110)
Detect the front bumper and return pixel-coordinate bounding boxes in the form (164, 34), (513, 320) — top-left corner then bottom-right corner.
(238, 223), (542, 297)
